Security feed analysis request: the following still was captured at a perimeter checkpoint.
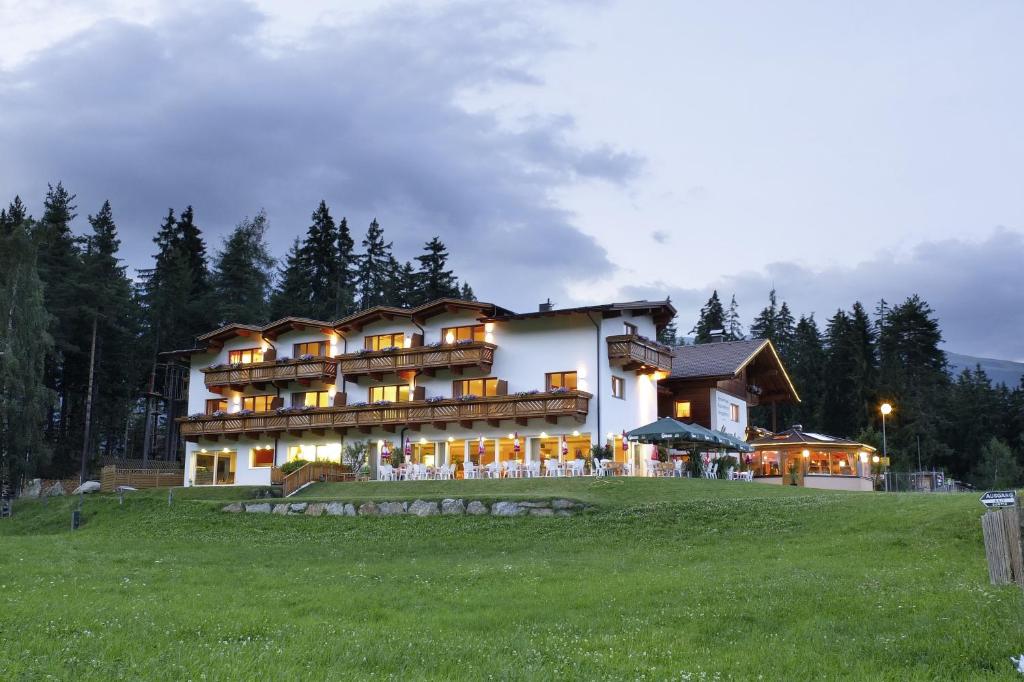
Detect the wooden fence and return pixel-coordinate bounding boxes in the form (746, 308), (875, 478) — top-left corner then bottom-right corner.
(281, 462), (353, 497)
(981, 505), (1024, 588)
(100, 465), (185, 493)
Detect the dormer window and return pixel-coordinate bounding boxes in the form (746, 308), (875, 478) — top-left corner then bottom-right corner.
(228, 348), (263, 364)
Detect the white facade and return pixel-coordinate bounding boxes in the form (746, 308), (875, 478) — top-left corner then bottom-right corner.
(180, 301), (669, 486)
(709, 388), (748, 439)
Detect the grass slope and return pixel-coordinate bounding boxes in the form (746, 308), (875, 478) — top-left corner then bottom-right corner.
(1, 479), (1022, 680)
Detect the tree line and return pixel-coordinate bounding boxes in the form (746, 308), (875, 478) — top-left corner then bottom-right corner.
(0, 185), (475, 483)
(670, 289), (1024, 488)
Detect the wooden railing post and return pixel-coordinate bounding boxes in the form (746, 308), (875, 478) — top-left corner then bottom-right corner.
(982, 506), (1024, 588)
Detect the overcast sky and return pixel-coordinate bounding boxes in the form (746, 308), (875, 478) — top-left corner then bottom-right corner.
(1, 0), (1021, 360)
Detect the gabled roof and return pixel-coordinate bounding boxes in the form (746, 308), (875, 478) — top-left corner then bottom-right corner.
(331, 298), (512, 332)
(195, 317), (332, 345)
(667, 338), (800, 403)
(747, 427), (876, 451)
(483, 300), (676, 326)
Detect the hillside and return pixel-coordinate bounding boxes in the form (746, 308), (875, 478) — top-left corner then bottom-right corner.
(947, 351), (1024, 387)
(1, 479), (1022, 680)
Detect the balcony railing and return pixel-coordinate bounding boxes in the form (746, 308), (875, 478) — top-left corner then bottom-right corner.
(606, 334), (673, 373)
(202, 357), (337, 391)
(337, 342), (495, 379)
(178, 389), (590, 440)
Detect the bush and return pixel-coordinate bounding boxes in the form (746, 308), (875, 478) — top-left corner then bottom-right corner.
(280, 459), (310, 475)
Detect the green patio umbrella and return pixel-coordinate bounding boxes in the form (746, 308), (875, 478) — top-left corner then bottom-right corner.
(626, 417), (717, 445)
(687, 425), (753, 453)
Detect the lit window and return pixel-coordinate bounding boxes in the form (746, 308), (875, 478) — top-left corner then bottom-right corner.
(674, 401), (691, 419)
(441, 325), (485, 343)
(293, 341), (327, 357)
(454, 378), (499, 397)
(730, 404), (740, 422)
(228, 348), (263, 364)
(251, 447), (274, 468)
(240, 395), (274, 412)
(286, 443), (341, 463)
(546, 372), (578, 391)
(206, 398), (227, 415)
(611, 376), (625, 399)
(364, 333), (406, 351)
(292, 391), (330, 408)
(368, 385), (411, 403)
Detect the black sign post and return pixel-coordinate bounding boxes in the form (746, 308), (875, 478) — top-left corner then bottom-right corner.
(980, 491), (1017, 509)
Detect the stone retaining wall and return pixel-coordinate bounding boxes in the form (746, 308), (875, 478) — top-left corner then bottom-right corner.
(222, 498), (587, 517)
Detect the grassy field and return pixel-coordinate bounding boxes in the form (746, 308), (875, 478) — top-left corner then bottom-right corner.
(1, 478), (1022, 680)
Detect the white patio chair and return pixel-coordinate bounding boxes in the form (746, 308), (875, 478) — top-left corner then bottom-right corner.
(593, 459), (607, 477)
(378, 464), (394, 481)
(463, 462), (478, 480)
(622, 461), (633, 477)
(485, 462), (501, 479)
(572, 460), (585, 476)
(543, 460), (559, 477)
(744, 470), (754, 482)
(526, 461), (541, 478)
(726, 466), (736, 480)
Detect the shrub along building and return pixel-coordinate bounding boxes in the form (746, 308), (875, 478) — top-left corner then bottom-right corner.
(657, 337), (800, 438)
(171, 298), (676, 486)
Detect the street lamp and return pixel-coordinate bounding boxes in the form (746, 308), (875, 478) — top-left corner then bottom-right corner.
(880, 403), (893, 491)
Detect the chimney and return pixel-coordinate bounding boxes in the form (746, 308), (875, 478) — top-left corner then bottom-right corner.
(791, 424), (803, 431)
(538, 298), (554, 312)
(709, 329), (726, 342)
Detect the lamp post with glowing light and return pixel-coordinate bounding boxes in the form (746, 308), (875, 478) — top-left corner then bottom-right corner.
(880, 403), (893, 491)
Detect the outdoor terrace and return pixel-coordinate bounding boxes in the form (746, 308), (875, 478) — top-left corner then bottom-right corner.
(203, 357), (337, 392)
(337, 341), (496, 380)
(606, 334), (673, 373)
(179, 389), (590, 440)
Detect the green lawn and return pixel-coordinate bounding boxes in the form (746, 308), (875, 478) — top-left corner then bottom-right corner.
(1, 479), (1022, 680)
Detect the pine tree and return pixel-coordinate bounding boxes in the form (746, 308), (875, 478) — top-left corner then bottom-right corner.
(334, 217), (357, 317)
(787, 315), (826, 428)
(658, 318), (679, 345)
(820, 310), (860, 437)
(971, 437), (1021, 488)
(269, 238), (313, 319)
(81, 200), (140, 460)
(176, 205), (209, 291)
(212, 211), (274, 325)
(356, 219), (395, 309)
(725, 294), (744, 340)
(459, 281), (476, 301)
(776, 302), (796, 356)
(691, 290), (726, 343)
(392, 261), (419, 308)
(298, 201), (341, 320)
(0, 196), (28, 234)
(749, 289), (795, 355)
(415, 237), (459, 303)
(0, 221), (55, 482)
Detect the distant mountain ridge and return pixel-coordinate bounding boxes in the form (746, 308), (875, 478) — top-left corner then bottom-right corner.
(946, 351), (1024, 387)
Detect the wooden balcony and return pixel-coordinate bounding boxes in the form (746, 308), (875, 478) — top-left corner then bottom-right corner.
(178, 390), (591, 440)
(337, 342), (495, 380)
(203, 357), (337, 391)
(606, 334), (673, 373)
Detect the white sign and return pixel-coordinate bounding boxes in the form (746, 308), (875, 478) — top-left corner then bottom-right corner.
(980, 491), (1016, 508)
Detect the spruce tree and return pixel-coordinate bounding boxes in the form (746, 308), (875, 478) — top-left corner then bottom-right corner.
(298, 201), (341, 320)
(269, 238), (313, 319)
(176, 205), (209, 290)
(691, 290), (726, 343)
(392, 261), (419, 308)
(459, 281), (476, 301)
(334, 216), (357, 317)
(820, 310), (860, 437)
(725, 294), (744, 340)
(787, 315), (826, 428)
(415, 237), (459, 303)
(0, 221), (55, 481)
(356, 219), (395, 309)
(212, 211), (274, 325)
(658, 318), (679, 345)
(0, 196), (28, 234)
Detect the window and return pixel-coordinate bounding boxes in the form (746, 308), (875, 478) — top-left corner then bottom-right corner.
(730, 404), (740, 422)
(292, 390), (330, 408)
(293, 341), (327, 357)
(206, 398), (227, 415)
(624, 322), (638, 336)
(287, 443), (341, 463)
(368, 384), (411, 403)
(454, 378), (500, 397)
(240, 395), (274, 412)
(611, 375), (625, 399)
(441, 324), (485, 343)
(228, 347), (263, 364)
(674, 401), (691, 419)
(364, 333), (406, 351)
(251, 447), (274, 468)
(546, 371), (578, 391)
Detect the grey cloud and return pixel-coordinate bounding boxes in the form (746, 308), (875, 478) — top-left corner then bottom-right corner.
(0, 0), (636, 306)
(624, 228), (1024, 362)
(651, 229), (669, 244)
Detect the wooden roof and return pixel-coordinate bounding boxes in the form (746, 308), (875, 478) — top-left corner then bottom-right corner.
(666, 338), (800, 403)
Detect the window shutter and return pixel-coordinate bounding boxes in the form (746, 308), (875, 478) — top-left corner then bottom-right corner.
(411, 332), (424, 348)
(453, 381), (464, 398)
(414, 386), (426, 401)
(271, 396), (284, 410)
(496, 379), (508, 396)
(333, 391), (347, 407)
(263, 347), (277, 362)
(364, 336), (373, 350)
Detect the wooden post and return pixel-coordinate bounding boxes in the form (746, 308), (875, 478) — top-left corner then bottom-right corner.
(981, 506), (1024, 588)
